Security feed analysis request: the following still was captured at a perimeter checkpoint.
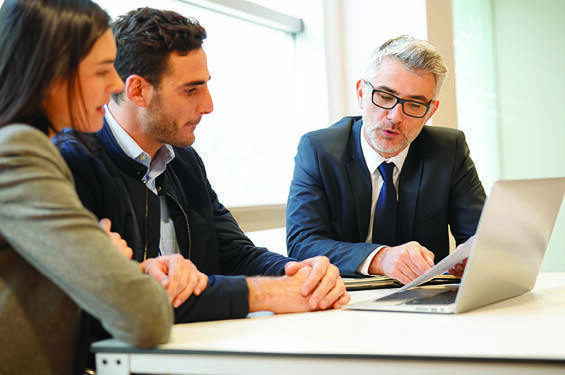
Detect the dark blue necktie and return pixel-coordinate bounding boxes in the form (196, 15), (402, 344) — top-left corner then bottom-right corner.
(372, 162), (398, 246)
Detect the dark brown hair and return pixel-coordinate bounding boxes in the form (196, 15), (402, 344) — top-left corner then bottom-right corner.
(0, 0), (111, 134)
(111, 7), (206, 102)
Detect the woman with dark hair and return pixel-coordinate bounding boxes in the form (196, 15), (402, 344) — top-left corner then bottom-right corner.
(0, 0), (173, 373)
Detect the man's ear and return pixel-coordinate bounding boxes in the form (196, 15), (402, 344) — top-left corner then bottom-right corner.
(124, 74), (153, 107)
(355, 79), (365, 110)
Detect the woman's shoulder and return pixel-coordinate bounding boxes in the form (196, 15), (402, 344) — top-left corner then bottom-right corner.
(0, 123), (72, 177)
(0, 123), (53, 150)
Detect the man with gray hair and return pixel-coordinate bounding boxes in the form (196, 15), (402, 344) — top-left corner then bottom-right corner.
(286, 35), (486, 283)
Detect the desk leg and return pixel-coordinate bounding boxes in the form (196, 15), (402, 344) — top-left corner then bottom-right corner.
(95, 353), (130, 375)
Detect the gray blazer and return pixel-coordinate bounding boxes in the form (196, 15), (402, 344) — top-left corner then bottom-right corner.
(0, 124), (173, 375)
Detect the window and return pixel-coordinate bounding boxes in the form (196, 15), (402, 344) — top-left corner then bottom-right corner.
(95, 0), (317, 208)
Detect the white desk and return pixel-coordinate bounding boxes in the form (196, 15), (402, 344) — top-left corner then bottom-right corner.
(93, 273), (565, 374)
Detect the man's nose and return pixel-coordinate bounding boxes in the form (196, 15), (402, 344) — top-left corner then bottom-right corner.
(386, 102), (405, 123)
(199, 86), (213, 114)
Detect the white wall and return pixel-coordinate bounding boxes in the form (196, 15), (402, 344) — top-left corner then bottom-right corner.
(452, 0), (499, 192)
(491, 0), (565, 271)
(492, 0), (565, 180)
(453, 0), (564, 271)
(324, 0), (428, 124)
(426, 0), (458, 129)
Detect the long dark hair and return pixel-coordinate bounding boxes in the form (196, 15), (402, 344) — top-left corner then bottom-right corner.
(0, 0), (110, 134)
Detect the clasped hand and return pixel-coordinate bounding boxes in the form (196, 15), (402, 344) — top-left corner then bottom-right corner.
(100, 219), (347, 311)
(99, 218), (208, 307)
(284, 256), (350, 310)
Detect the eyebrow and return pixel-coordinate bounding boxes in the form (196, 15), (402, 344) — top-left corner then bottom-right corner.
(97, 59), (115, 65)
(376, 85), (430, 102)
(179, 75), (212, 89)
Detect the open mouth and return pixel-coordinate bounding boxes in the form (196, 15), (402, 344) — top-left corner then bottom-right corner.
(382, 128), (399, 137)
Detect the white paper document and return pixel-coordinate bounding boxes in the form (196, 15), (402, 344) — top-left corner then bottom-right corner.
(397, 236), (475, 291)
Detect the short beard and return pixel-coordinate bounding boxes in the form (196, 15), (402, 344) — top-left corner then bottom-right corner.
(367, 129), (408, 156)
(362, 115), (409, 157)
(143, 91), (190, 148)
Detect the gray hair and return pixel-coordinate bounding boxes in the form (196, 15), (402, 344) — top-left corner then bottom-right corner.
(365, 35), (447, 98)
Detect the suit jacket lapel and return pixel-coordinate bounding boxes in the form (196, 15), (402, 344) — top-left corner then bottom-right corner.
(346, 119), (372, 241)
(398, 135), (423, 244)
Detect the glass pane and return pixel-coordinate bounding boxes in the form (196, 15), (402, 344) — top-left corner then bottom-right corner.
(96, 0), (299, 207)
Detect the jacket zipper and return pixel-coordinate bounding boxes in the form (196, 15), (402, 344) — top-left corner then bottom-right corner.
(143, 186), (148, 261)
(165, 191), (192, 260)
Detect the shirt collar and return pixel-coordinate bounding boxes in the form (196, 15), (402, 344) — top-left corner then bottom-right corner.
(360, 124), (410, 175)
(104, 105), (175, 168)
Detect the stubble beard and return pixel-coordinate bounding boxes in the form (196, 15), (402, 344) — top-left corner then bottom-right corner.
(145, 93), (193, 148)
(363, 116), (409, 157)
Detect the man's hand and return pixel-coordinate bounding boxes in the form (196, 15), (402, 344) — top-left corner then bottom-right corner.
(99, 218), (133, 259)
(284, 256), (350, 309)
(140, 254), (208, 308)
(448, 257), (468, 278)
(246, 267), (315, 313)
(369, 241), (434, 284)
(448, 237), (473, 277)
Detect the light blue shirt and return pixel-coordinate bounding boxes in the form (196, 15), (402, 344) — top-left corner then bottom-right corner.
(105, 106), (180, 255)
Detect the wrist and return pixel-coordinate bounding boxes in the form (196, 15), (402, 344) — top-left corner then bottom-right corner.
(368, 246), (389, 275)
(246, 277), (276, 312)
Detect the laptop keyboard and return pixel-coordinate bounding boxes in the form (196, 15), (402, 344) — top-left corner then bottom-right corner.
(405, 289), (458, 305)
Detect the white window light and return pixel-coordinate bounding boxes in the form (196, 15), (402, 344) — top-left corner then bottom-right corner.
(179, 0), (303, 34)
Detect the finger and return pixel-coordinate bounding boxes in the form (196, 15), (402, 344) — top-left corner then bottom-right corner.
(391, 270), (410, 285)
(284, 261), (301, 276)
(117, 238), (130, 251)
(333, 291), (351, 309)
(399, 251), (423, 280)
(393, 261), (417, 284)
(408, 248), (433, 275)
(421, 247), (435, 267)
(194, 273), (209, 295)
(118, 243), (133, 259)
(302, 257), (330, 296)
(455, 263), (465, 277)
(172, 287), (192, 308)
(308, 265), (338, 308)
(318, 277), (347, 310)
(173, 271), (198, 308)
(98, 218), (112, 233)
(145, 261), (170, 290)
(165, 256), (186, 298)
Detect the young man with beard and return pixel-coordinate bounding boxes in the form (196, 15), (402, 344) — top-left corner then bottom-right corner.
(57, 7), (349, 337)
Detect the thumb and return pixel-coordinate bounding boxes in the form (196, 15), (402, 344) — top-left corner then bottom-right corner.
(284, 261), (301, 275)
(421, 248), (435, 267)
(98, 218), (112, 233)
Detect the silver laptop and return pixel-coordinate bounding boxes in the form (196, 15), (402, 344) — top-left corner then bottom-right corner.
(347, 177), (565, 314)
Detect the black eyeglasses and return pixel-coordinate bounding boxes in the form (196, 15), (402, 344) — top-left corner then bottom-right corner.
(364, 80), (431, 118)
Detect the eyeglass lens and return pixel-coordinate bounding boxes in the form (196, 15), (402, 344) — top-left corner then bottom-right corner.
(372, 91), (428, 118)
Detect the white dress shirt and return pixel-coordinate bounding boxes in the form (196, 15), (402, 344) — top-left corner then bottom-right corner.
(355, 127), (410, 274)
(105, 106), (180, 255)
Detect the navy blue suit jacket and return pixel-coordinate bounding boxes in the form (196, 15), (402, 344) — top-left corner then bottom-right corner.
(286, 117), (486, 276)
